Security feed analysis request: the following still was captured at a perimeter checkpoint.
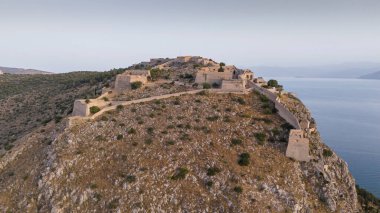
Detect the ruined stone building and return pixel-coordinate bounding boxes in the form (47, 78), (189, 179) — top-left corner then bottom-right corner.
(285, 129), (310, 162)
(114, 70), (150, 94)
(195, 65), (254, 91)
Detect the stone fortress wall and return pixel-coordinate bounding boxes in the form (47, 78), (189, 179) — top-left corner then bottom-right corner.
(247, 80), (310, 162)
(248, 81), (301, 129)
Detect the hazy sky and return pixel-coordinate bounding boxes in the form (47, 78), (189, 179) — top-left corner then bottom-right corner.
(0, 0), (379, 72)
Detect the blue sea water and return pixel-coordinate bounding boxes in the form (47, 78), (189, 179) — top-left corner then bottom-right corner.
(274, 77), (380, 197)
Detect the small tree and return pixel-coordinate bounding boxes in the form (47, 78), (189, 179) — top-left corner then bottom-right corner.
(131, 81), (143, 90)
(238, 153), (250, 166)
(90, 106), (101, 114)
(267, 79), (279, 88)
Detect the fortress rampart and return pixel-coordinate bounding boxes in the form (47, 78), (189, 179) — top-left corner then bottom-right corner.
(249, 81), (301, 129)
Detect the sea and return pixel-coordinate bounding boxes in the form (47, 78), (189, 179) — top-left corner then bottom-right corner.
(273, 77), (380, 197)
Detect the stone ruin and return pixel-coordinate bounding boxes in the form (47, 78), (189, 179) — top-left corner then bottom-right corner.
(285, 129), (310, 162)
(114, 70), (150, 94)
(195, 64), (254, 92)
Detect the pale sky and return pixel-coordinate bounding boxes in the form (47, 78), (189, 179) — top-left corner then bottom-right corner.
(0, 0), (379, 72)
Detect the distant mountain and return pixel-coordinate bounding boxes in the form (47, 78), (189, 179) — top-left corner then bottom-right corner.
(251, 62), (380, 79)
(0, 66), (52, 74)
(360, 71), (380, 80)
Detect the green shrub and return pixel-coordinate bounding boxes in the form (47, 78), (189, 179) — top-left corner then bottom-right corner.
(231, 138), (243, 146)
(131, 81), (143, 90)
(146, 127), (154, 135)
(171, 167), (189, 180)
(233, 186), (243, 193)
(117, 134), (123, 140)
(267, 79), (279, 88)
(102, 97), (109, 101)
(4, 143), (14, 151)
(85, 99), (91, 104)
(323, 149), (333, 157)
(255, 133), (266, 144)
(202, 83), (211, 89)
(128, 128), (136, 134)
(206, 181), (213, 187)
(90, 106), (101, 114)
(166, 140), (175, 145)
(173, 98), (180, 105)
(144, 138), (153, 145)
(235, 97), (246, 105)
(238, 153), (250, 166)
(260, 95), (269, 103)
(206, 167), (221, 176)
(116, 105), (123, 111)
(126, 175), (136, 183)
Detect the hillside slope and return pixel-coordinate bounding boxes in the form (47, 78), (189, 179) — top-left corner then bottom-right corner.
(0, 69), (124, 153)
(0, 57), (377, 212)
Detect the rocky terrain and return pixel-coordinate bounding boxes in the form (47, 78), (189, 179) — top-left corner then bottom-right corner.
(0, 57), (378, 212)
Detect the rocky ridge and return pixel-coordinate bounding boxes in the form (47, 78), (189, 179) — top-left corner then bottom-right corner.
(0, 57), (364, 212)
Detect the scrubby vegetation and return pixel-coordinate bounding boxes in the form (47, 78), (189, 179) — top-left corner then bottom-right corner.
(0, 68), (125, 150)
(357, 185), (380, 212)
(131, 81), (143, 90)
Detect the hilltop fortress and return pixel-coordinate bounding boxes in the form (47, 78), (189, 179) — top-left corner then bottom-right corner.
(72, 56), (311, 162)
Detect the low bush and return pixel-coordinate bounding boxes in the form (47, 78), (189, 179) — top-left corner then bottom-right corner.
(171, 167), (189, 180)
(145, 138), (153, 145)
(90, 106), (101, 114)
(233, 186), (243, 193)
(238, 153), (250, 166)
(131, 81), (143, 90)
(206, 167), (221, 176)
(231, 138), (243, 146)
(128, 128), (136, 134)
(255, 133), (266, 145)
(117, 134), (123, 140)
(116, 105), (123, 111)
(146, 127), (154, 135)
(235, 97), (246, 105)
(323, 149), (333, 157)
(166, 140), (175, 145)
(125, 175), (136, 183)
(173, 98), (180, 105)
